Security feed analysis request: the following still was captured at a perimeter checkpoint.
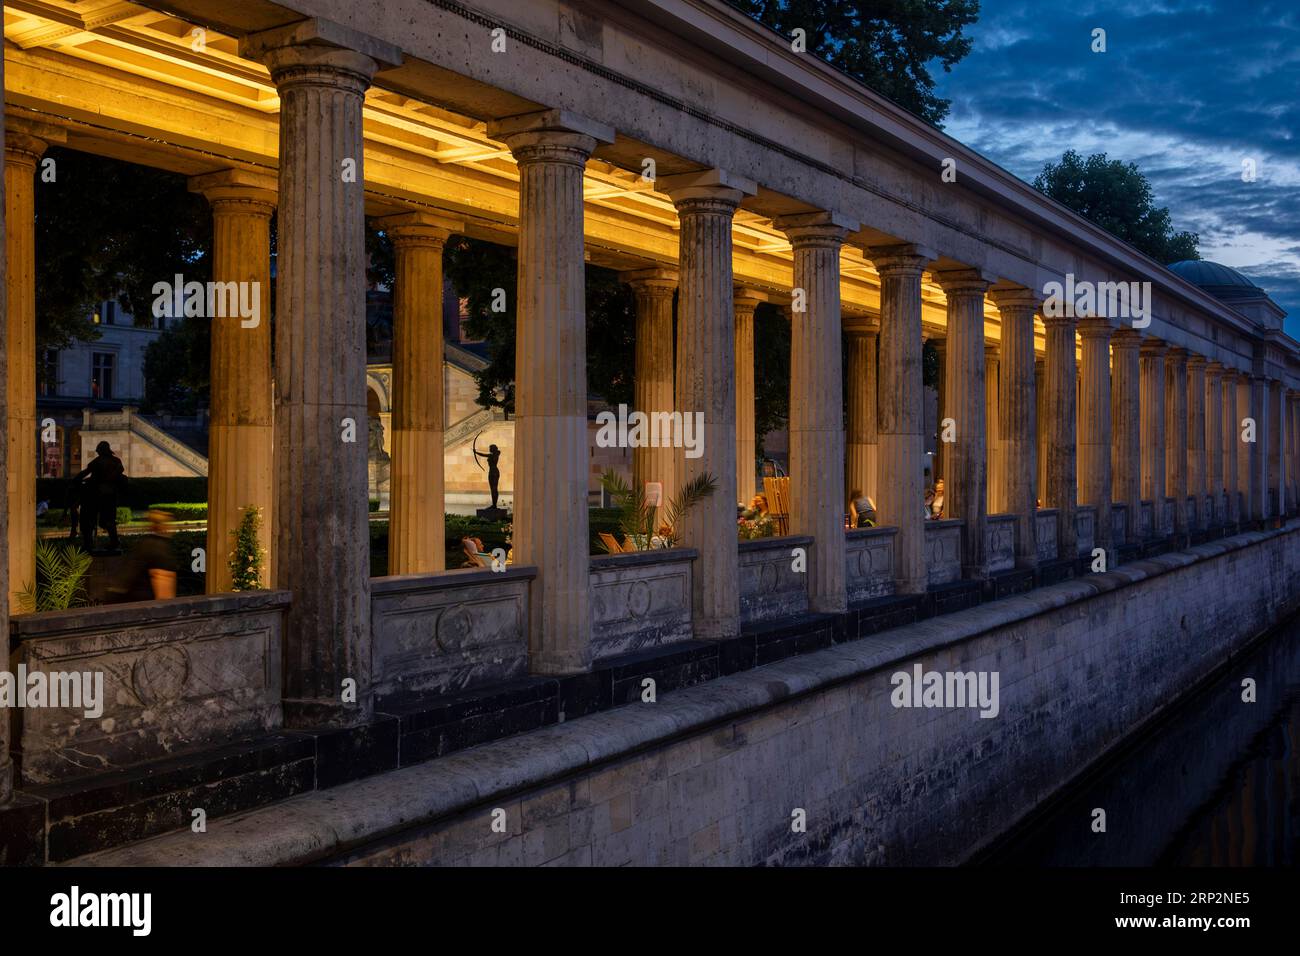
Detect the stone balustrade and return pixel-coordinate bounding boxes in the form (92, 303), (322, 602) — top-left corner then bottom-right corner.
(1076, 505), (1097, 556)
(739, 534), (812, 624)
(1162, 497), (1178, 535)
(370, 567), (534, 705)
(589, 549), (695, 661)
(1140, 501), (1154, 538)
(1111, 503), (1127, 548)
(985, 514), (1016, 574)
(8, 591), (289, 786)
(845, 527), (896, 604)
(1036, 509), (1059, 562)
(924, 519), (962, 586)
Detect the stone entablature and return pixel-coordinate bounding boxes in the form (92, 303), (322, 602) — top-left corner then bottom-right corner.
(1036, 509), (1059, 563)
(985, 514), (1016, 574)
(9, 591), (289, 786)
(739, 535), (812, 624)
(845, 527), (896, 604)
(924, 519), (962, 585)
(590, 550), (696, 661)
(370, 567), (534, 705)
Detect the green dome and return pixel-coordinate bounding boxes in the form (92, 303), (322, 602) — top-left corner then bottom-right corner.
(1168, 260), (1263, 300)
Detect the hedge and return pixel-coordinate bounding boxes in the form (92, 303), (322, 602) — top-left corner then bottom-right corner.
(38, 476), (207, 511)
(149, 502), (208, 521)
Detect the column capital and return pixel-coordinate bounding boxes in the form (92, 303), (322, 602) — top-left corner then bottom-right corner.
(1140, 337), (1167, 358)
(377, 210), (463, 246)
(241, 18), (401, 86)
(1040, 312), (1077, 331)
(1111, 328), (1142, 350)
(188, 168), (278, 212)
(4, 116), (65, 164)
(1221, 367), (1244, 383)
(732, 288), (764, 314)
(488, 109), (614, 166)
(934, 267), (995, 298)
(1166, 346), (1189, 367)
(1186, 353), (1208, 371)
(657, 167), (756, 209)
(988, 286), (1041, 314)
(1077, 316), (1114, 339)
(1205, 360), (1225, 378)
(773, 210), (858, 248)
(866, 243), (936, 277)
(984, 342), (1000, 359)
(621, 267), (678, 296)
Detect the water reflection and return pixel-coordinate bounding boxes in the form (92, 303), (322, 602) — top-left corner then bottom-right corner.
(978, 615), (1300, 866)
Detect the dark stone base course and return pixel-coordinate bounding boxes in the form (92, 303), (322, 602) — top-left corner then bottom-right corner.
(24, 524), (1273, 863)
(31, 734), (316, 863)
(984, 567), (1036, 601)
(1035, 557), (1076, 587)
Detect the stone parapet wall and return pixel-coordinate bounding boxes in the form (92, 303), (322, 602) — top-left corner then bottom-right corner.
(82, 522), (1300, 867)
(984, 515), (1015, 574)
(739, 535), (812, 624)
(590, 550), (695, 661)
(1035, 509), (1058, 562)
(844, 527), (895, 603)
(370, 567), (534, 705)
(924, 519), (962, 585)
(9, 591), (289, 786)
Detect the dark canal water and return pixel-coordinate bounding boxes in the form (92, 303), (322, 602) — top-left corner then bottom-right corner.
(977, 613), (1300, 866)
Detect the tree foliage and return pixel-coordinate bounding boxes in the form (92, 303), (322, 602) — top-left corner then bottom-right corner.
(1033, 150), (1200, 264)
(142, 315), (210, 414)
(35, 148), (211, 355)
(730, 0), (981, 125)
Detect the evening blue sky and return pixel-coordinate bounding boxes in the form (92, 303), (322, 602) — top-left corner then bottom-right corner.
(931, 0), (1300, 337)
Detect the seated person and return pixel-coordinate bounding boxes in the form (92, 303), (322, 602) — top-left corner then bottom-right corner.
(930, 478), (946, 518)
(741, 494), (770, 521)
(848, 489), (876, 528)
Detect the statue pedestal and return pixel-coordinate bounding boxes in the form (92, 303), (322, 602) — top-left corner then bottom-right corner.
(476, 506), (510, 521)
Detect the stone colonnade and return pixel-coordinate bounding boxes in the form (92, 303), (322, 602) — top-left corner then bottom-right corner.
(2, 17), (1297, 788)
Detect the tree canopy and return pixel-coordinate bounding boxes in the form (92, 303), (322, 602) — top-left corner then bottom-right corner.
(1033, 150), (1200, 264)
(730, 0), (981, 125)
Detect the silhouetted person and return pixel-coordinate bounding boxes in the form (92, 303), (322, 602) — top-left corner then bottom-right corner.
(475, 443), (502, 510)
(112, 510), (177, 602)
(74, 441), (126, 552)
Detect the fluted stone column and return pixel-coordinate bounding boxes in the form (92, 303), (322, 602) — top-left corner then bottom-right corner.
(1042, 314), (1078, 559)
(734, 291), (761, 506)
(382, 211), (460, 575)
(1239, 375), (1256, 520)
(868, 245), (933, 592)
(661, 169), (754, 639)
(1, 55), (10, 805)
(189, 170), (276, 593)
(241, 21), (400, 726)
(1111, 329), (1141, 544)
(1269, 379), (1287, 518)
(1140, 340), (1167, 535)
(625, 269), (679, 503)
(5, 122), (59, 611)
(932, 336), (948, 489)
(778, 212), (855, 612)
(990, 290), (1038, 567)
(845, 326), (879, 507)
(1165, 348), (1189, 538)
(1077, 318), (1113, 560)
(1247, 375), (1269, 521)
(1223, 370), (1241, 524)
(491, 110), (615, 670)
(1206, 363), (1224, 524)
(985, 343), (1001, 513)
(935, 270), (990, 576)
(1291, 392), (1300, 513)
(1035, 357), (1047, 502)
(1187, 355), (1207, 529)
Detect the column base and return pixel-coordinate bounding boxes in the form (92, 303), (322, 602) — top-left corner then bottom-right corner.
(0, 791), (46, 865)
(283, 697), (375, 731)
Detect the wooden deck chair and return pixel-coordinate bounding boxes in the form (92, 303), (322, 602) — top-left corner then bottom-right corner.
(599, 531), (623, 554)
(620, 534), (641, 553)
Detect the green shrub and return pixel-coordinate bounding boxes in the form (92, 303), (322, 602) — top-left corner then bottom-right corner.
(229, 505), (265, 590)
(369, 498), (381, 513)
(149, 502), (207, 521)
(17, 540), (93, 612)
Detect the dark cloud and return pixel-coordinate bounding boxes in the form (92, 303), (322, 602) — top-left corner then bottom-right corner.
(935, 0), (1300, 336)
